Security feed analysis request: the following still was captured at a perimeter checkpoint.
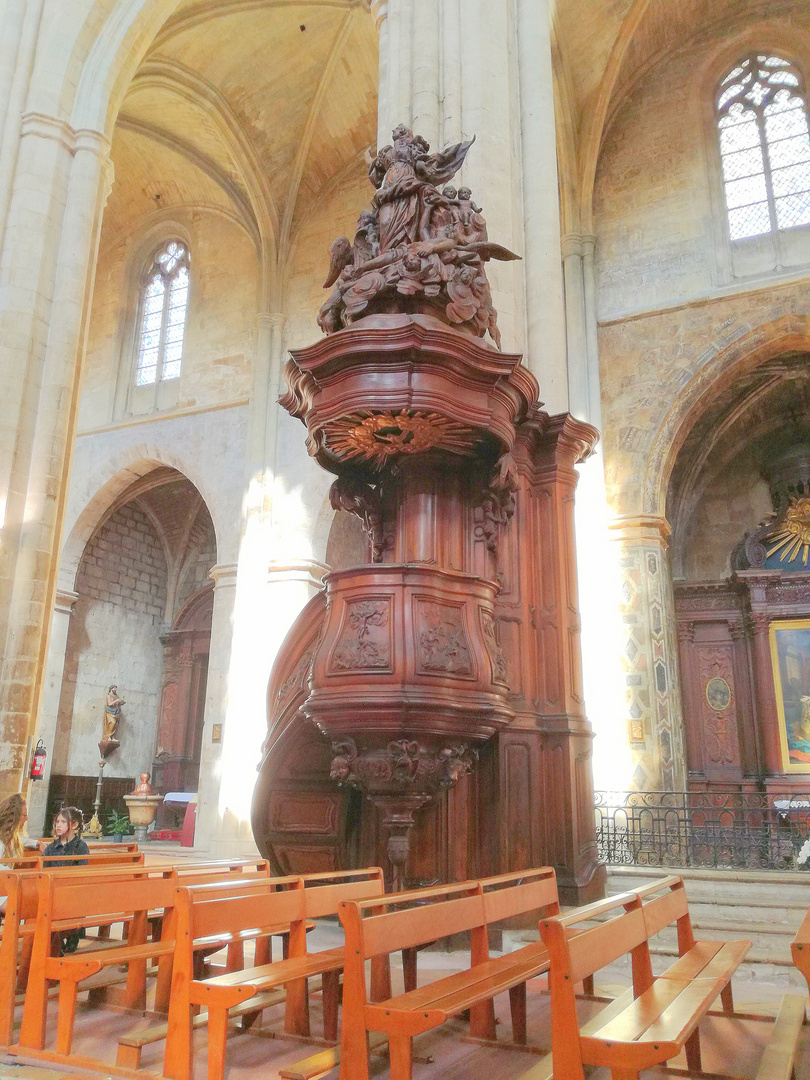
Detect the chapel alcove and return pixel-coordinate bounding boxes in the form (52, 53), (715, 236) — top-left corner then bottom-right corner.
(670, 353), (810, 796)
(48, 467), (217, 830)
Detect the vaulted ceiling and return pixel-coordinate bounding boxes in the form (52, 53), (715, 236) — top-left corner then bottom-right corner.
(101, 1), (378, 262)
(101, 0), (809, 259)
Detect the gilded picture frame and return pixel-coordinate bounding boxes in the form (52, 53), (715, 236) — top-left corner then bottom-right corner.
(769, 618), (810, 773)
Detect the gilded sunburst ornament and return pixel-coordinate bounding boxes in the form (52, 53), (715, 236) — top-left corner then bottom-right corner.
(766, 496), (810, 566)
(323, 410), (477, 469)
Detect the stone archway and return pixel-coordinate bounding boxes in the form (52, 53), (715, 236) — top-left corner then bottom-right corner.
(32, 463), (219, 834)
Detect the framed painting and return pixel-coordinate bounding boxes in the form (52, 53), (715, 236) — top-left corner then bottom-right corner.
(770, 618), (810, 772)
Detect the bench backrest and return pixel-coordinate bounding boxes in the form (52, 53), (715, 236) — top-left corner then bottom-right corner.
(171, 858), (270, 877)
(33, 862), (274, 932)
(479, 867), (559, 924)
(171, 875), (306, 993)
(340, 882), (486, 964)
(10, 850), (145, 870)
(301, 868), (385, 918)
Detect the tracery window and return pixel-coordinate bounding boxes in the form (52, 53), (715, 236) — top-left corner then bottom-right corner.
(136, 241), (190, 386)
(717, 54), (810, 241)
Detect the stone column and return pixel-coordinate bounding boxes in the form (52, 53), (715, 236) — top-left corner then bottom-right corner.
(26, 588), (78, 833)
(0, 0), (44, 251)
(0, 115), (111, 799)
(194, 564), (236, 854)
(608, 515), (687, 791)
(515, 0), (567, 408)
(562, 233), (601, 426)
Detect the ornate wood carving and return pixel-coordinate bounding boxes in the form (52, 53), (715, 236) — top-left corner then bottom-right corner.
(415, 600), (473, 676)
(329, 599), (392, 672)
(252, 129), (605, 902)
(674, 569), (810, 795)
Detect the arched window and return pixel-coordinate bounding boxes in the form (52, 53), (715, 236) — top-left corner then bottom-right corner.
(136, 241), (190, 385)
(717, 54), (810, 241)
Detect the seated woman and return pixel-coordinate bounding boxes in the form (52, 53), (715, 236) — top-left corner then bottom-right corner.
(0, 793), (36, 915)
(41, 807), (89, 953)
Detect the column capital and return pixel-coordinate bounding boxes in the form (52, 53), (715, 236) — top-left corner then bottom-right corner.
(54, 589), (79, 615)
(364, 0), (388, 28)
(209, 563), (238, 588)
(257, 311), (285, 330)
(608, 514), (671, 546)
(73, 127), (111, 158)
(561, 233), (586, 259)
(20, 112), (75, 152)
(20, 113), (111, 161)
(267, 560), (329, 590)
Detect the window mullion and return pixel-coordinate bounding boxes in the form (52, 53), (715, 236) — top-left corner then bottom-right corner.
(757, 106), (779, 234)
(156, 271), (171, 384)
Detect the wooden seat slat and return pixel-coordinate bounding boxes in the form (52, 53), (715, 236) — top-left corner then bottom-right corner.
(657, 939), (748, 983)
(754, 993), (805, 1080)
(585, 977), (702, 1046)
(370, 942), (550, 1017)
(191, 946), (345, 1001)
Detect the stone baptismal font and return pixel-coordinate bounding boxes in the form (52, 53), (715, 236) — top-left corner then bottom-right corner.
(251, 126), (604, 902)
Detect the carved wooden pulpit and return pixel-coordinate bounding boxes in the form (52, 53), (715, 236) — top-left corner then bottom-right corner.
(251, 127), (605, 903)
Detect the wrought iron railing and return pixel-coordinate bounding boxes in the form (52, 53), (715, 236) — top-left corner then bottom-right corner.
(594, 790), (810, 871)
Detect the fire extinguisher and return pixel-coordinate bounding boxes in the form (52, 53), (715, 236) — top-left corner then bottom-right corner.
(30, 739), (47, 781)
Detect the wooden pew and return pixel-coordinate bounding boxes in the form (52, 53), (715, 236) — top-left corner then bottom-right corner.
(538, 875), (751, 1080)
(17, 859), (273, 1055)
(116, 868), (385, 1071)
(791, 907), (810, 997)
(163, 868), (387, 1080)
(0, 858), (146, 1046)
(337, 867), (559, 1080)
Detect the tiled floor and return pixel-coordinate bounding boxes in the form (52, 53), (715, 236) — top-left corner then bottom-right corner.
(2, 922), (807, 1080)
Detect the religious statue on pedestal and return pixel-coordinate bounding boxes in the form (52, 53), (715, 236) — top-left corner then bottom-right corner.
(102, 685), (124, 745)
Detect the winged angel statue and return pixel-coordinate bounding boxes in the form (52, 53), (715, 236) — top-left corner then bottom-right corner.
(318, 124), (519, 348)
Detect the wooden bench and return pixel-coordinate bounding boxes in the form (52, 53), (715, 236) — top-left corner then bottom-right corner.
(115, 868), (383, 1071)
(0, 858), (149, 1046)
(163, 868), (387, 1080)
(17, 859), (273, 1055)
(337, 866), (559, 1080)
(538, 875), (751, 1080)
(791, 906), (810, 999)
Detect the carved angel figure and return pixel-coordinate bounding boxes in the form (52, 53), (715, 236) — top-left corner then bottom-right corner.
(317, 125), (520, 347)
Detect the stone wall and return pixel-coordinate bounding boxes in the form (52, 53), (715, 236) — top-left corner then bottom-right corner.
(79, 209), (258, 430)
(56, 502), (167, 780)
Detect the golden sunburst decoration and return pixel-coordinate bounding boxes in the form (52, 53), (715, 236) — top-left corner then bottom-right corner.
(766, 496), (810, 566)
(323, 410), (478, 469)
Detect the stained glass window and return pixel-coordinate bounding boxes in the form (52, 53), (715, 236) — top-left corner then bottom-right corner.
(717, 55), (810, 241)
(136, 241), (190, 386)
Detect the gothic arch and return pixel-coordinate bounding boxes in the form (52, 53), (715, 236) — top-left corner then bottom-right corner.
(642, 314), (810, 518)
(59, 446), (221, 593)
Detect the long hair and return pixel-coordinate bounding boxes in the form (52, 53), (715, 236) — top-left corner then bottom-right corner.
(0, 793), (26, 860)
(54, 805), (84, 837)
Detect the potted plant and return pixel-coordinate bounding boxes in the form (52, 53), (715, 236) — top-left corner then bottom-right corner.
(105, 810), (133, 843)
